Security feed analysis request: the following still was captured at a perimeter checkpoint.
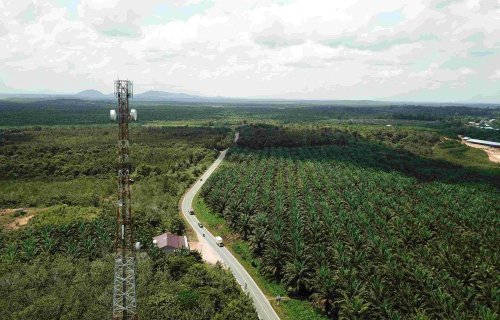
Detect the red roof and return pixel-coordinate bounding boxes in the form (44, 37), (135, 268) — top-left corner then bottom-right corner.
(153, 232), (187, 250)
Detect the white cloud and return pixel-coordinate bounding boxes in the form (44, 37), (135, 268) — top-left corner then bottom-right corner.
(491, 70), (500, 79)
(0, 0), (499, 101)
(459, 68), (476, 75)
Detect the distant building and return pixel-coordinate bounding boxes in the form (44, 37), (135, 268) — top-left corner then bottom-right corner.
(153, 232), (189, 253)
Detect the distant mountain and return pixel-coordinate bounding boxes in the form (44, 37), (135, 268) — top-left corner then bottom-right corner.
(0, 89), (210, 102)
(75, 89), (111, 99)
(1, 89), (498, 105)
(133, 90), (207, 101)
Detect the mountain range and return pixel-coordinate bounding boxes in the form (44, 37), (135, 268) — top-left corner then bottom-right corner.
(74, 89), (208, 101)
(0, 89), (498, 106)
(0, 89), (213, 102)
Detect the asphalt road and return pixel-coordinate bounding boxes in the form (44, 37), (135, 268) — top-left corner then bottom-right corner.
(180, 134), (280, 320)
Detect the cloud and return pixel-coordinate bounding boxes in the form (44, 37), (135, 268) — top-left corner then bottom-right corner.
(76, 0), (212, 37)
(0, 0), (38, 23)
(77, 0), (147, 37)
(491, 70), (500, 80)
(253, 21), (304, 48)
(0, 0), (498, 102)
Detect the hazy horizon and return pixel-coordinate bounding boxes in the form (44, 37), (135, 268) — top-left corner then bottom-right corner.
(1, 0), (499, 103)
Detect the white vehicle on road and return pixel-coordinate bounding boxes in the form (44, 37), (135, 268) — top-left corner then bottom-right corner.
(215, 236), (223, 247)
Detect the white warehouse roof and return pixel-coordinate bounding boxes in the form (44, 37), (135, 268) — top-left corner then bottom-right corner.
(466, 139), (500, 148)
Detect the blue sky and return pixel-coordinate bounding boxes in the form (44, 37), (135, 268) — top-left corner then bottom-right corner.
(0, 0), (499, 102)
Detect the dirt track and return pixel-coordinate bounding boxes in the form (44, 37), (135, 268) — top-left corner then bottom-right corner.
(462, 140), (500, 163)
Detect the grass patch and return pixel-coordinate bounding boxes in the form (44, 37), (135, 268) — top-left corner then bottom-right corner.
(29, 205), (99, 228)
(434, 139), (499, 171)
(193, 195), (327, 320)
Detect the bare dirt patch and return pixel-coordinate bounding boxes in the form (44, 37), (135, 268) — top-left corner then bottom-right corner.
(1, 208), (40, 230)
(190, 239), (222, 265)
(0, 208), (19, 216)
(462, 140), (500, 163)
(7, 215), (35, 229)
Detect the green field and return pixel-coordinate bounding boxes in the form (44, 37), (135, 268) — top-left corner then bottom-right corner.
(193, 195), (327, 320)
(200, 125), (499, 319)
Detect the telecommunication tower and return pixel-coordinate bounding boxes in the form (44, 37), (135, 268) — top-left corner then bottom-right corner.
(110, 80), (138, 320)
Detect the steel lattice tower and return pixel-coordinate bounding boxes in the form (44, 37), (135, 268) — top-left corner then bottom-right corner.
(111, 80), (138, 320)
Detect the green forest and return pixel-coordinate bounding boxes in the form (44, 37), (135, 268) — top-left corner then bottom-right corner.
(0, 125), (257, 320)
(200, 125), (499, 319)
(1, 99), (499, 142)
(1, 100), (499, 320)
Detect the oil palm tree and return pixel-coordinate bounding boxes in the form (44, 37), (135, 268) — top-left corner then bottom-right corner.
(283, 257), (313, 296)
(311, 265), (337, 316)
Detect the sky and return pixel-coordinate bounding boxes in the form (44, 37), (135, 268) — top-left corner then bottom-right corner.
(0, 0), (499, 102)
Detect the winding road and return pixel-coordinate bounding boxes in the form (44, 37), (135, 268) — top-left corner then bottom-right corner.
(180, 133), (280, 320)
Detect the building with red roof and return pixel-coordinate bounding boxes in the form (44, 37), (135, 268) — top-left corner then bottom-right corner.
(152, 232), (189, 253)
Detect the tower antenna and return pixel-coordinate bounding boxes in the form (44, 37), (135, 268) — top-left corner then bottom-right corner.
(110, 80), (138, 320)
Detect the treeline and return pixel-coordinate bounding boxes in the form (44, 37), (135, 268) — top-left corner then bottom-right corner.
(391, 105), (499, 121)
(236, 124), (356, 149)
(0, 99), (235, 127)
(0, 126), (229, 180)
(1, 98), (498, 127)
(236, 124), (442, 157)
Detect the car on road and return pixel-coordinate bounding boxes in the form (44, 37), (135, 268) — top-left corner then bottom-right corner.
(215, 236), (223, 247)
(189, 209), (195, 215)
(198, 222), (203, 228)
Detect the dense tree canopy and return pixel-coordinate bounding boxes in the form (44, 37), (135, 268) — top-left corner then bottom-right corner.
(0, 126), (257, 319)
(1, 100), (498, 320)
(201, 128), (499, 319)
